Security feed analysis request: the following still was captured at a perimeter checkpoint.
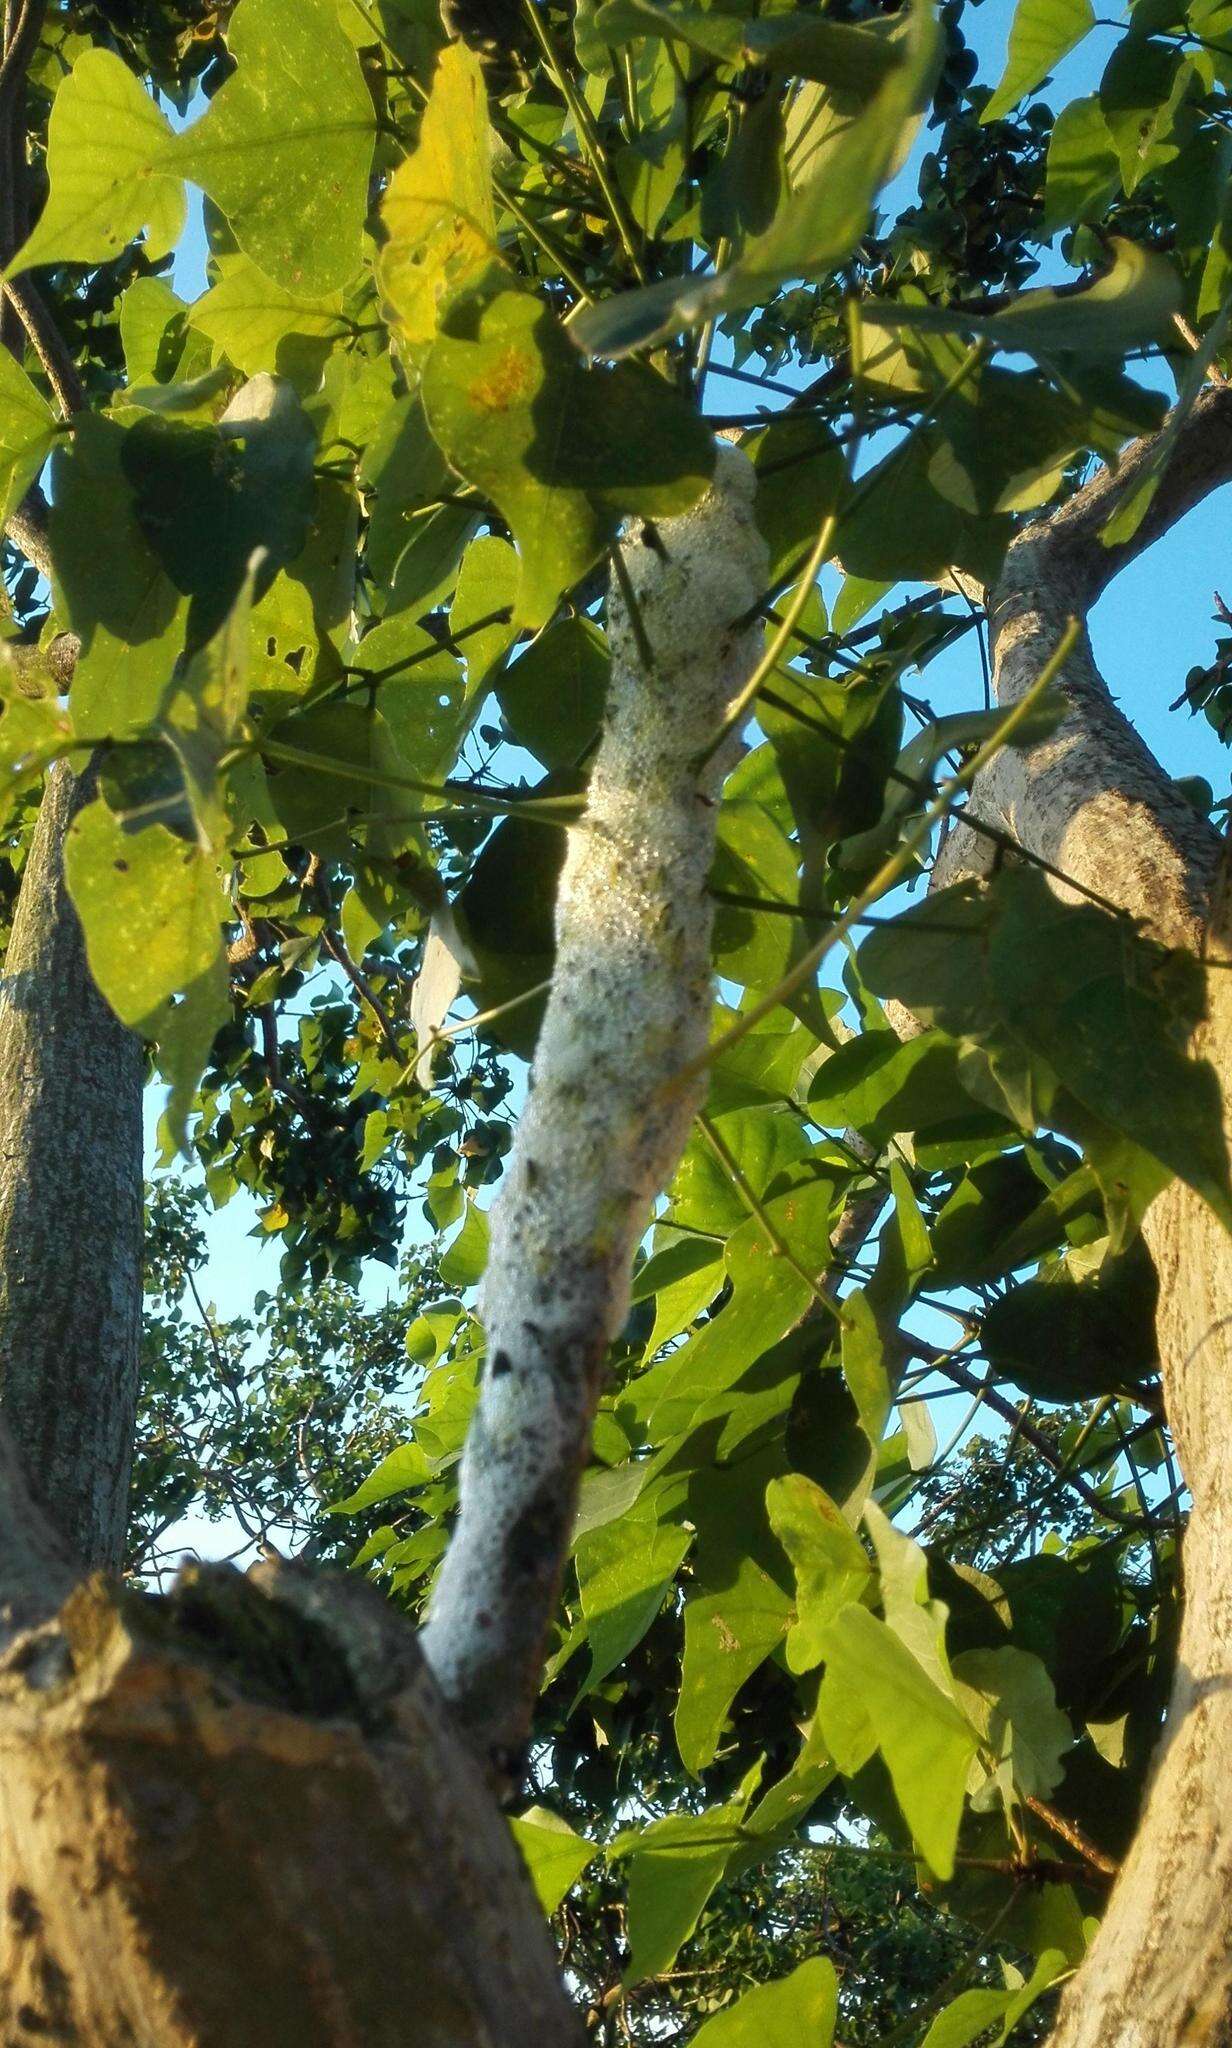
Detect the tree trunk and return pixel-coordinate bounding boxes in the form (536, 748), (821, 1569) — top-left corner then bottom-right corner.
(0, 1498), (580, 2048)
(0, 759), (144, 1568)
(938, 384), (1232, 2047)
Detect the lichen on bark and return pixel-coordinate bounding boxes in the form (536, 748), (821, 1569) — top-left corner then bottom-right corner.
(421, 444), (769, 1772)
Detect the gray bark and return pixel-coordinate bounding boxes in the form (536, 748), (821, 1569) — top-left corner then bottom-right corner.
(0, 759), (144, 1569)
(941, 383), (1232, 2048)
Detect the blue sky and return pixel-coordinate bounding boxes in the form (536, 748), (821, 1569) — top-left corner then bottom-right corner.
(158, 0), (1232, 1334)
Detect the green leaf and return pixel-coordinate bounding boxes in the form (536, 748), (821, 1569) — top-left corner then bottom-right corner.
(121, 373), (317, 645)
(570, 0), (939, 357)
(574, 1497), (693, 1693)
(188, 256), (343, 377)
(379, 40), (498, 347)
(64, 801), (228, 1030)
(0, 348), (56, 532)
(8, 48), (184, 275)
(1042, 95), (1121, 231)
(952, 1646), (1074, 1804)
(675, 1553), (793, 1774)
(986, 869), (1232, 1229)
(615, 1789), (754, 1984)
(330, 1441), (432, 1512)
(497, 616), (609, 767)
(422, 290), (714, 625)
(766, 1473), (873, 1674)
(1100, 37), (1197, 194)
(450, 534), (519, 696)
(691, 1957), (839, 2046)
(983, 0), (1096, 124)
(174, 0), (375, 295)
(818, 1602), (978, 1876)
(439, 1199), (489, 1287)
(981, 1245), (1158, 1401)
(509, 1808), (596, 1916)
(595, 0), (901, 92)
(809, 1030), (989, 1143)
(863, 239), (1181, 357)
(919, 1950), (1067, 2047)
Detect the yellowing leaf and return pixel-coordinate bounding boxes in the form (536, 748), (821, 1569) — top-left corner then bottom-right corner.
(9, 48), (184, 275)
(379, 41), (497, 347)
(421, 290), (713, 625)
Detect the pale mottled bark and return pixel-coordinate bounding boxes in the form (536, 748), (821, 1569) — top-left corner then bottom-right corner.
(939, 384), (1232, 2048)
(421, 447), (769, 1776)
(0, 760), (144, 1568)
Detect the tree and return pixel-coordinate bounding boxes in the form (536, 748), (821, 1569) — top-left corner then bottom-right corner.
(0, 0), (1230, 2041)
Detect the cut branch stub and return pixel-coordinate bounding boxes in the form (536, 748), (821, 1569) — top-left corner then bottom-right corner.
(420, 445), (771, 1778)
(0, 1559), (580, 2048)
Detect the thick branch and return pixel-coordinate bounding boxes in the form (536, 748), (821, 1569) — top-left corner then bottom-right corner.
(421, 448), (769, 1779)
(0, 760), (145, 1568)
(922, 383), (1232, 2048)
(0, 1560), (581, 2047)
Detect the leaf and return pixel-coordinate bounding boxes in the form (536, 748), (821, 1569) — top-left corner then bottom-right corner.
(188, 256), (343, 377)
(863, 239), (1181, 357)
(0, 348), (56, 532)
(691, 1957), (839, 2046)
(818, 1602), (978, 1877)
(980, 1245), (1158, 1401)
(952, 1646), (1074, 1804)
(64, 801), (228, 1031)
(1101, 297), (1232, 545)
(411, 908), (473, 1089)
(378, 40), (497, 347)
(594, 0), (901, 92)
(860, 871), (1232, 1230)
(982, 0), (1096, 124)
(450, 533), (519, 695)
(439, 1199), (489, 1287)
(121, 373), (317, 645)
(1042, 95), (1121, 231)
(510, 1808), (596, 1916)
(615, 1789), (754, 1984)
(569, 0), (939, 357)
(986, 869), (1232, 1230)
(809, 1030), (989, 1142)
(766, 1473), (873, 1674)
(174, 0), (375, 295)
(330, 1441), (432, 1512)
(422, 289), (714, 624)
(497, 616), (609, 767)
(918, 1949), (1067, 2047)
(8, 48), (184, 275)
(574, 1497), (692, 1693)
(675, 1553), (793, 1775)
(1100, 36), (1197, 194)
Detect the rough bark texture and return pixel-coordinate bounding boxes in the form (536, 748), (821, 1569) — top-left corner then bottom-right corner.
(943, 384), (1232, 2048)
(421, 446), (769, 1775)
(0, 760), (144, 1568)
(0, 1550), (580, 2048)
